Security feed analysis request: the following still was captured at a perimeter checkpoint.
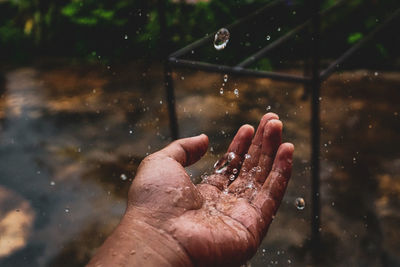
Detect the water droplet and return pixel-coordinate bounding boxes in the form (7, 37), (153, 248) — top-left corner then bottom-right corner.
(50, 181), (55, 186)
(277, 27), (281, 32)
(129, 130), (133, 134)
(120, 174), (127, 181)
(374, 72), (378, 76)
(229, 174), (235, 181)
(266, 35), (271, 40)
(266, 105), (271, 111)
(255, 166), (261, 172)
(220, 88), (224, 95)
(214, 28), (230, 50)
(234, 88), (239, 97)
(223, 74), (228, 83)
(215, 152), (236, 174)
(181, 76), (185, 80)
(232, 168), (238, 174)
(295, 197), (305, 210)
(65, 208), (70, 213)
(124, 34), (128, 40)
(245, 154), (251, 159)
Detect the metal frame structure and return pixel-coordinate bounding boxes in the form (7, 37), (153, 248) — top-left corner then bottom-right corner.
(163, 0), (400, 257)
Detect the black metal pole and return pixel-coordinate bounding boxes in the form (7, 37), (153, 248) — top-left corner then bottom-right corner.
(169, 58), (310, 84)
(310, 0), (321, 260)
(164, 64), (179, 140)
(158, 0), (179, 140)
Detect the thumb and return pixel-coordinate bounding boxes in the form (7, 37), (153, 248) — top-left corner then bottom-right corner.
(158, 134), (209, 166)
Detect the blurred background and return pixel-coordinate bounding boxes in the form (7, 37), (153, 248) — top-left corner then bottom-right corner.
(0, 0), (399, 266)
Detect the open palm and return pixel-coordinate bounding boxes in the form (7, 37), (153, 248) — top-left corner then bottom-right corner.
(126, 113), (294, 267)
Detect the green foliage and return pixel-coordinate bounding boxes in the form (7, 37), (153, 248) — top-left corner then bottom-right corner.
(347, 32), (363, 44)
(0, 0), (398, 65)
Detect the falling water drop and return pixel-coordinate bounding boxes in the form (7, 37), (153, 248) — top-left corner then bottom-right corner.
(232, 168), (238, 174)
(120, 174), (128, 181)
(50, 181), (55, 186)
(65, 208), (70, 213)
(223, 74), (228, 83)
(214, 28), (230, 50)
(234, 88), (239, 97)
(245, 154), (251, 159)
(229, 174), (235, 181)
(220, 88), (224, 95)
(295, 197), (305, 210)
(266, 35), (271, 40)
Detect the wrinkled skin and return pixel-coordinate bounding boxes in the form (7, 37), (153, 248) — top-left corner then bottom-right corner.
(88, 113), (294, 267)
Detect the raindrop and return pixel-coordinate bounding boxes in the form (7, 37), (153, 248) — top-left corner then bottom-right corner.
(229, 174), (235, 181)
(215, 152), (236, 174)
(277, 27), (281, 32)
(120, 174), (128, 181)
(266, 105), (271, 111)
(245, 154), (251, 159)
(223, 74), (228, 83)
(214, 28), (230, 50)
(374, 72), (378, 76)
(232, 168), (238, 174)
(234, 88), (239, 97)
(266, 35), (271, 40)
(65, 208), (70, 213)
(295, 197), (305, 210)
(124, 34), (128, 40)
(50, 181), (55, 186)
(255, 166), (262, 172)
(220, 88), (224, 95)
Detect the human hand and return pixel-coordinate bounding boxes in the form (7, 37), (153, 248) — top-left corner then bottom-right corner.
(88, 113), (294, 267)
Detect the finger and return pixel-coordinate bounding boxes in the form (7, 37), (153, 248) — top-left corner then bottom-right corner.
(229, 113), (278, 191)
(158, 134), (209, 166)
(226, 124), (254, 157)
(202, 125), (253, 189)
(255, 119), (282, 184)
(242, 113), (279, 170)
(214, 124), (254, 175)
(253, 143), (294, 226)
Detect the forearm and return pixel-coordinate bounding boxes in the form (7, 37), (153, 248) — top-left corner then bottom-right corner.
(87, 211), (193, 267)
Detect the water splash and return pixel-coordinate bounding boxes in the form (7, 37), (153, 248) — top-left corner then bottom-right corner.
(214, 28), (230, 50)
(295, 197), (305, 210)
(120, 174), (127, 181)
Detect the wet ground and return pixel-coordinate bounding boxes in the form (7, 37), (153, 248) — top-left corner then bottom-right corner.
(0, 61), (399, 266)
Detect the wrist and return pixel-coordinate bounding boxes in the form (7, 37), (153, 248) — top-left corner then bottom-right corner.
(88, 208), (193, 267)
